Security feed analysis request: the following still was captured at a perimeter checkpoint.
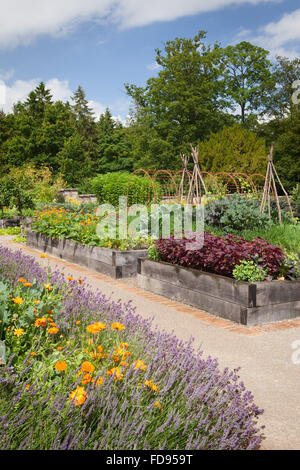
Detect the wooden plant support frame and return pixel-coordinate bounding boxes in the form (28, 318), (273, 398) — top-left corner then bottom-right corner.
(260, 144), (293, 224)
(187, 145), (207, 204)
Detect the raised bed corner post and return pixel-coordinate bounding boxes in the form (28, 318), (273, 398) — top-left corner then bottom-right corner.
(187, 145), (208, 205)
(260, 143), (293, 224)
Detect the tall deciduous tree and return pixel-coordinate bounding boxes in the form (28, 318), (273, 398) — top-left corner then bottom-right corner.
(126, 31), (233, 168)
(220, 42), (275, 124)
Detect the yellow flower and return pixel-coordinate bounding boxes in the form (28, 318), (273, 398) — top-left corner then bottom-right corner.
(34, 300), (40, 305)
(40, 254), (48, 259)
(107, 367), (123, 381)
(44, 283), (53, 291)
(13, 328), (25, 337)
(13, 297), (23, 305)
(96, 376), (103, 387)
(55, 361), (68, 371)
(30, 352), (37, 356)
(154, 401), (162, 410)
(76, 321), (80, 325)
(67, 276), (74, 281)
(17, 279), (27, 283)
(145, 380), (159, 392)
(69, 386), (87, 406)
(133, 360), (147, 371)
(111, 322), (125, 331)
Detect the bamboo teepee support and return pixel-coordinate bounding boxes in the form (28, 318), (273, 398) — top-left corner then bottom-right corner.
(260, 143), (293, 224)
(178, 153), (190, 203)
(187, 145), (207, 204)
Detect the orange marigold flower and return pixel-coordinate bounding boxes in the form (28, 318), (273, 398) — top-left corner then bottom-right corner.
(34, 300), (40, 305)
(111, 322), (125, 331)
(49, 322), (57, 327)
(57, 346), (63, 351)
(81, 373), (93, 385)
(34, 318), (47, 327)
(48, 327), (59, 335)
(23, 283), (33, 287)
(48, 310), (54, 315)
(44, 283), (53, 291)
(81, 361), (95, 373)
(69, 386), (87, 406)
(40, 254), (48, 259)
(67, 276), (74, 281)
(30, 352), (37, 357)
(13, 328), (25, 337)
(76, 321), (80, 325)
(120, 342), (129, 349)
(18, 279), (27, 283)
(13, 297), (23, 305)
(86, 322), (107, 334)
(55, 361), (67, 371)
(78, 279), (83, 285)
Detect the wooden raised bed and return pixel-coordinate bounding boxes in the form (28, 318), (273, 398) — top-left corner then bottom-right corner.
(26, 230), (148, 279)
(138, 259), (300, 326)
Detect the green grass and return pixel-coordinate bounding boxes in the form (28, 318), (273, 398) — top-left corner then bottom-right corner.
(205, 223), (300, 254)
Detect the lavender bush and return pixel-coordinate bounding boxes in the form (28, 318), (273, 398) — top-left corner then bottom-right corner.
(0, 246), (264, 450)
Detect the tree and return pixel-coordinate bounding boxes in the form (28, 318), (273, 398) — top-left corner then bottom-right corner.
(23, 82), (53, 120)
(126, 31), (233, 167)
(71, 86), (95, 137)
(273, 106), (300, 191)
(198, 125), (267, 174)
(220, 42), (275, 124)
(268, 56), (300, 117)
(57, 134), (92, 186)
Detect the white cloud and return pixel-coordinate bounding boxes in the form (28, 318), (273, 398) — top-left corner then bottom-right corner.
(0, 0), (280, 49)
(244, 9), (300, 58)
(147, 62), (161, 71)
(0, 69), (15, 81)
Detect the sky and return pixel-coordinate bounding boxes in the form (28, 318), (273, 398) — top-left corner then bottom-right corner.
(0, 0), (299, 122)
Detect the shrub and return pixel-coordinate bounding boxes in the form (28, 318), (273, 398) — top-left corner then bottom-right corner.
(155, 233), (286, 279)
(233, 260), (267, 282)
(0, 247), (264, 450)
(91, 172), (160, 207)
(205, 194), (270, 233)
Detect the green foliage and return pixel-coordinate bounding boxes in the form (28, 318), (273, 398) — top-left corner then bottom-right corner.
(278, 253), (300, 281)
(148, 244), (161, 261)
(199, 125), (267, 174)
(0, 281), (10, 341)
(220, 42), (275, 124)
(233, 260), (267, 282)
(0, 228), (21, 236)
(205, 194), (270, 233)
(91, 172), (160, 207)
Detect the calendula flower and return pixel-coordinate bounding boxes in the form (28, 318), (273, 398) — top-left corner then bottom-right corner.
(57, 346), (63, 351)
(34, 300), (40, 305)
(23, 283), (33, 287)
(76, 321), (80, 325)
(13, 297), (23, 305)
(111, 322), (125, 331)
(154, 401), (162, 410)
(81, 373), (93, 385)
(145, 380), (159, 392)
(13, 328), (25, 337)
(48, 327), (59, 335)
(107, 368), (123, 381)
(18, 279), (27, 283)
(35, 318), (47, 328)
(86, 322), (107, 334)
(78, 279), (83, 285)
(120, 342), (129, 349)
(40, 254), (48, 259)
(44, 283), (53, 291)
(55, 361), (67, 371)
(133, 360), (147, 371)
(81, 361), (95, 373)
(69, 386), (87, 406)
(67, 276), (74, 281)
(30, 352), (37, 357)
(96, 376), (103, 387)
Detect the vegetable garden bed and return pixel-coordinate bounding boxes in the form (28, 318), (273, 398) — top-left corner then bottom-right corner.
(138, 259), (300, 326)
(26, 230), (148, 278)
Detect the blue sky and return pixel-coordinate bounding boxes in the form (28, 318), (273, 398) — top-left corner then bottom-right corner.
(0, 0), (299, 121)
